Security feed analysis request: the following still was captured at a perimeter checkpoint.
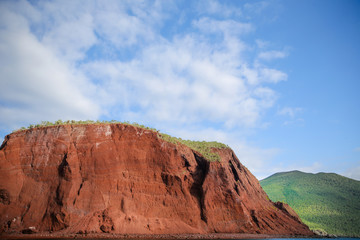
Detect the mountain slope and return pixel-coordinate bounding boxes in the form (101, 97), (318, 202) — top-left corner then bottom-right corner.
(260, 170), (360, 237)
(0, 123), (313, 235)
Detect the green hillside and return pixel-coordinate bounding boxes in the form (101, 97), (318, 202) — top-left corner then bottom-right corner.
(260, 170), (360, 237)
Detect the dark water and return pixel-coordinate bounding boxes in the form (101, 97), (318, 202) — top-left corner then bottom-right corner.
(264, 239), (360, 240)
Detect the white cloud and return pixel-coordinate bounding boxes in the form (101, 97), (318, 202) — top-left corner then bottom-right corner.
(240, 65), (287, 85)
(240, 65), (259, 85)
(196, 0), (242, 18)
(1, 1), (288, 131)
(258, 50), (288, 61)
(278, 107), (303, 118)
(42, 13), (97, 62)
(0, 0), (294, 181)
(255, 39), (269, 49)
(277, 107), (304, 126)
(260, 68), (288, 83)
(193, 17), (253, 36)
(81, 26), (285, 129)
(92, 5), (156, 49)
(0, 3), (101, 130)
(343, 163), (360, 181)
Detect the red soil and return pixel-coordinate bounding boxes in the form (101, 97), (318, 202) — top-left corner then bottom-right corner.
(0, 124), (313, 236)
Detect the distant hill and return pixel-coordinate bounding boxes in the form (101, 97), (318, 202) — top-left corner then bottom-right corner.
(260, 170), (360, 237)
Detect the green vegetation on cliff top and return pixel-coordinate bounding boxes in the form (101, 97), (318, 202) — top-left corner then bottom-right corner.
(260, 170), (360, 237)
(12, 120), (229, 162)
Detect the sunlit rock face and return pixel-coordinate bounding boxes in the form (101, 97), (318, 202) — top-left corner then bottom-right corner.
(0, 124), (313, 235)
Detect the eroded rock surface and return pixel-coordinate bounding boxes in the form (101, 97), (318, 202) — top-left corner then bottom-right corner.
(0, 124), (313, 235)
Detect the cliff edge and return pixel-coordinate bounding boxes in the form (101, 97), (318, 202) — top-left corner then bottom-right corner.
(0, 124), (313, 235)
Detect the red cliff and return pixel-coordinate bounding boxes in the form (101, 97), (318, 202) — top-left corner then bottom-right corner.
(0, 124), (313, 235)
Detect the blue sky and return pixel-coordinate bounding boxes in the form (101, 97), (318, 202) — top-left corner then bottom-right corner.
(0, 0), (359, 180)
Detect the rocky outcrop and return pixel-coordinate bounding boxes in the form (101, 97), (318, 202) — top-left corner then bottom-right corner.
(0, 124), (313, 235)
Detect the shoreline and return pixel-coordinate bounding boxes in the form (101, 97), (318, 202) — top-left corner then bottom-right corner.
(0, 233), (321, 240)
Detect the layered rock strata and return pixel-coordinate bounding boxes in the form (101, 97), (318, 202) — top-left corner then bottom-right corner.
(0, 124), (313, 235)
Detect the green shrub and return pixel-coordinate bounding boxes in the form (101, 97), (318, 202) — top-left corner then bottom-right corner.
(158, 133), (228, 162)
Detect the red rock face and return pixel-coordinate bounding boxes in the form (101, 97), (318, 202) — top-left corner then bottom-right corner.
(0, 124), (313, 235)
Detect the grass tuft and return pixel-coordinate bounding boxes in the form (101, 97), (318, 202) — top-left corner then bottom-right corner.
(159, 133), (229, 162)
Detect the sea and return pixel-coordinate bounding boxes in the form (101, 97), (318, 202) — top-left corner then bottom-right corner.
(5, 238), (358, 240)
